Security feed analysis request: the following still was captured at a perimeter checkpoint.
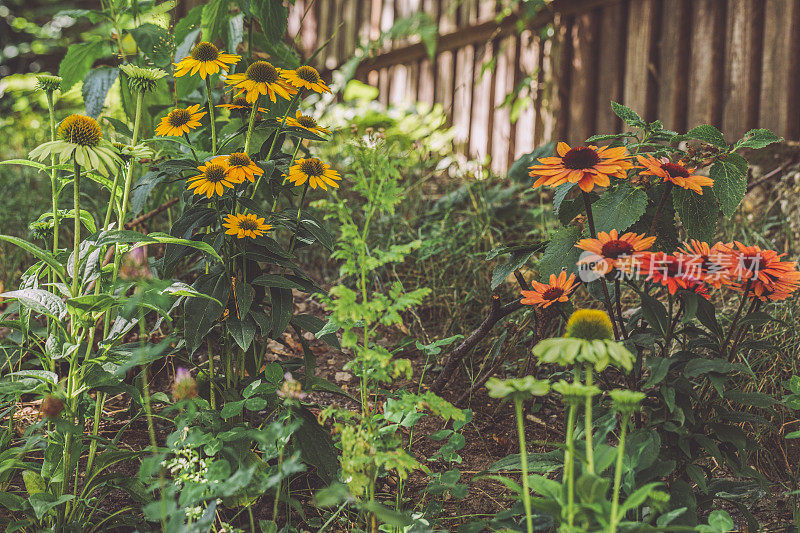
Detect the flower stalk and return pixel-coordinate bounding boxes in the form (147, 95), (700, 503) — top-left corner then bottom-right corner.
(610, 414), (630, 533)
(514, 398), (534, 533)
(205, 77), (217, 155)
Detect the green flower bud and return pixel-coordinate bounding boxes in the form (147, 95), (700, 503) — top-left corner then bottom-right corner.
(552, 379), (601, 406)
(119, 64), (167, 94)
(566, 309), (614, 341)
(35, 74), (62, 93)
(609, 389), (645, 414)
(486, 376), (550, 401)
(532, 337), (583, 367)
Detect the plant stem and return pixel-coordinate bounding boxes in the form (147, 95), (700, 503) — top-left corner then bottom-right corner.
(45, 91), (60, 260)
(515, 398), (534, 533)
(584, 364), (595, 474)
(723, 279), (753, 359)
(205, 77), (217, 155)
(614, 279), (628, 339)
(267, 141), (301, 215)
(648, 182), (673, 238)
(288, 180), (310, 254)
(272, 446), (285, 523)
(243, 96), (260, 154)
(71, 161), (82, 297)
(250, 91), (301, 200)
(183, 133), (199, 162)
(582, 191), (620, 339)
(610, 415), (630, 533)
(564, 403), (577, 527)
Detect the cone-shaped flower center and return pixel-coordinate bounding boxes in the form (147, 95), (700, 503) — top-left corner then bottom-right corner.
(296, 66), (321, 83)
(600, 240), (635, 259)
(58, 115), (102, 147)
(541, 287), (565, 300)
(661, 162), (690, 179)
(300, 158), (325, 177)
(297, 115), (318, 128)
(228, 153), (251, 167)
(246, 61), (279, 84)
(192, 42), (220, 62)
(563, 147), (600, 169)
(167, 109), (191, 127)
(238, 218), (259, 230)
(566, 309), (614, 341)
(204, 164), (227, 182)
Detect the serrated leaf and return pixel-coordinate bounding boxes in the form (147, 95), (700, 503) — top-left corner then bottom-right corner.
(59, 41), (108, 91)
(129, 23), (174, 67)
(252, 0), (289, 43)
(710, 153), (748, 217)
(228, 13), (245, 54)
(686, 124), (727, 149)
(537, 226), (582, 277)
(82, 67), (118, 118)
(591, 182), (648, 233)
(673, 187), (718, 242)
(611, 101), (645, 127)
(734, 128), (782, 150)
(0, 289), (65, 320)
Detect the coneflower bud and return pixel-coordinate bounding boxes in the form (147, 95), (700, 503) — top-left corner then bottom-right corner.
(609, 389), (645, 414)
(40, 395), (65, 418)
(119, 64), (167, 94)
(35, 74), (62, 93)
(172, 367), (198, 401)
(566, 309), (614, 341)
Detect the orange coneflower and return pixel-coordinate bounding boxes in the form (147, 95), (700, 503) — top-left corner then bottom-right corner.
(576, 229), (656, 276)
(520, 271), (578, 308)
(529, 142), (632, 193)
(637, 252), (708, 296)
(676, 239), (732, 289)
(636, 154), (714, 194)
(155, 105), (206, 137)
(717, 242), (800, 299)
(225, 152), (263, 183)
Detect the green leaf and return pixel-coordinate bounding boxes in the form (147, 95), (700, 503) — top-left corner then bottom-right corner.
(129, 23), (174, 68)
(490, 247), (540, 290)
(0, 491), (26, 511)
(0, 289), (65, 320)
(673, 187), (718, 242)
(710, 153), (748, 217)
(82, 67), (118, 118)
(228, 315), (257, 351)
(28, 493), (73, 521)
(269, 287), (293, 337)
(0, 159), (47, 172)
(685, 124), (727, 149)
(0, 235), (65, 280)
(184, 273), (230, 354)
(537, 226), (581, 277)
(59, 40), (108, 91)
(293, 406), (338, 483)
(611, 101), (645, 128)
(220, 399), (245, 419)
(252, 0), (288, 43)
(725, 390), (776, 408)
(734, 128), (782, 151)
(639, 292), (668, 337)
(202, 0), (229, 42)
(591, 182), (648, 233)
(228, 13), (245, 54)
(684, 358), (734, 379)
(290, 314), (340, 349)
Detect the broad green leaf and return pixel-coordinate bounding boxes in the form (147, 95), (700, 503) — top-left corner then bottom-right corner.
(129, 23), (174, 67)
(82, 67), (118, 118)
(0, 159), (47, 172)
(228, 13), (245, 57)
(685, 124), (727, 149)
(0, 289), (65, 320)
(591, 182), (648, 233)
(202, 0), (229, 42)
(252, 0), (289, 43)
(184, 273), (230, 354)
(537, 226), (582, 277)
(290, 314), (340, 349)
(59, 40), (108, 91)
(269, 287), (293, 337)
(734, 128), (782, 151)
(491, 248), (537, 290)
(508, 142), (556, 182)
(293, 406), (338, 483)
(672, 187), (718, 242)
(29, 493), (74, 521)
(228, 315), (257, 351)
(710, 153), (748, 217)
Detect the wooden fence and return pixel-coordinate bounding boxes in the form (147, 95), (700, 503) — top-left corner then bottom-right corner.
(288, 0), (800, 173)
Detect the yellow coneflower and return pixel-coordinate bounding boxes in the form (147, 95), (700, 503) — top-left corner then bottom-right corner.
(224, 61), (297, 103)
(186, 156), (236, 198)
(29, 114), (120, 176)
(155, 105), (206, 137)
(282, 65), (331, 94)
(282, 110), (331, 136)
(225, 152), (263, 183)
(223, 213), (272, 239)
(173, 42), (240, 79)
(286, 158), (341, 190)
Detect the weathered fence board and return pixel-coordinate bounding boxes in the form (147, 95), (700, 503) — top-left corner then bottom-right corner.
(292, 0), (800, 171)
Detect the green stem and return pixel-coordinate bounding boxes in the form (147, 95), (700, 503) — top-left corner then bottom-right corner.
(584, 365), (595, 474)
(288, 180), (310, 254)
(582, 191), (620, 339)
(722, 279), (752, 359)
(243, 96), (260, 155)
(205, 77), (217, 155)
(272, 446), (285, 522)
(183, 132), (199, 162)
(515, 398), (534, 533)
(85, 392), (106, 475)
(610, 416), (630, 533)
(208, 340), (216, 410)
(45, 91), (60, 260)
(565, 404), (577, 527)
(268, 141), (301, 215)
(250, 91), (301, 200)
(71, 161), (81, 297)
(141, 364), (157, 449)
